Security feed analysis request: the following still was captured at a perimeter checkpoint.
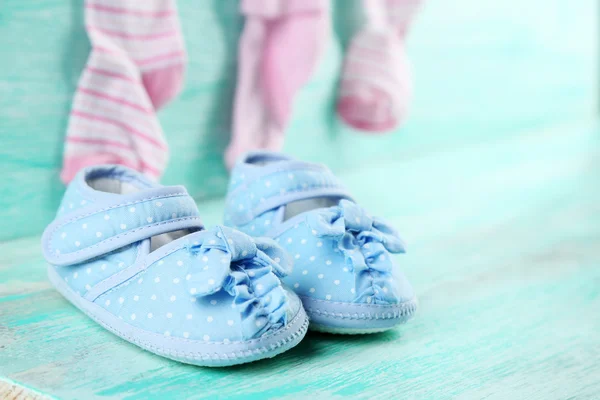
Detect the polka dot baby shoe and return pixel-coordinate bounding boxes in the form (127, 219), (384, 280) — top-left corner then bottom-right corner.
(224, 152), (417, 334)
(42, 165), (308, 366)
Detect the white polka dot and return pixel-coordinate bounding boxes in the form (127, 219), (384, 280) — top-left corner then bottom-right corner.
(325, 294), (332, 300)
(255, 320), (264, 327)
(318, 274), (324, 279)
(119, 297), (124, 304)
(154, 277), (160, 283)
(80, 200), (87, 205)
(364, 243), (371, 249)
(302, 270), (308, 275)
(326, 260), (332, 265)
(118, 262), (124, 268)
(186, 274), (191, 281)
(75, 241), (81, 247)
(147, 313), (153, 319)
(129, 207), (136, 213)
(173, 278), (180, 284)
(105, 300), (110, 306)
(379, 254), (386, 261)
(202, 256), (209, 262)
(309, 256), (316, 261)
(301, 239), (307, 244)
(81, 223), (87, 229)
(248, 270), (255, 277)
(256, 284), (264, 291)
(170, 295), (176, 302)
(265, 220), (271, 226)
(166, 312), (173, 318)
(85, 284), (91, 290)
(334, 280), (340, 285)
(227, 320), (234, 326)
(294, 283), (300, 288)
(172, 213), (177, 218)
(101, 264), (106, 270)
(274, 257), (281, 263)
(155, 201), (162, 207)
(69, 203), (73, 208)
(265, 180), (271, 187)
(146, 217), (153, 223)
(351, 288), (356, 294)
(208, 279), (215, 285)
(220, 257), (228, 264)
(250, 225), (255, 231)
(312, 230), (317, 235)
(120, 224), (127, 230)
(288, 173), (294, 180)
(355, 217), (361, 224)
(104, 214), (110, 220)
(96, 232), (103, 238)
(241, 250), (248, 257)
(183, 332), (190, 338)
(238, 204), (244, 210)
(287, 238), (293, 244)
(317, 241), (323, 247)
(203, 335), (210, 341)
(343, 267), (349, 272)
(366, 296), (373, 303)
(309, 288), (315, 293)
(210, 300), (217, 305)
(190, 288), (197, 294)
(133, 295), (139, 301)
(295, 254), (300, 259)
(164, 331), (171, 337)
(61, 232), (67, 239)
(158, 260), (164, 265)
(223, 338), (230, 344)
(383, 287), (388, 293)
(86, 268), (91, 274)
(73, 272), (78, 279)
(138, 278), (143, 284)
(207, 316), (213, 323)
(203, 265), (209, 271)
(186, 314), (193, 320)
(151, 294), (157, 300)
(130, 314), (136, 320)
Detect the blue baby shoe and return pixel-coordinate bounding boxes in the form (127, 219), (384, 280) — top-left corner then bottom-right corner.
(224, 152), (417, 334)
(42, 165), (308, 366)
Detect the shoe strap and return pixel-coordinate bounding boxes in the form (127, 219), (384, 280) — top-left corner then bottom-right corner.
(42, 186), (203, 266)
(226, 161), (352, 225)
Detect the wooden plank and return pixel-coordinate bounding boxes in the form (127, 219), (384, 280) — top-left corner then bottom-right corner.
(1, 120), (599, 399)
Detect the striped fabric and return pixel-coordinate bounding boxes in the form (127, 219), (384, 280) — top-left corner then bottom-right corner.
(336, 0), (421, 133)
(61, 0), (186, 184)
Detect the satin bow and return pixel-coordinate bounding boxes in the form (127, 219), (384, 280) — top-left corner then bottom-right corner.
(184, 226), (292, 338)
(307, 200), (406, 302)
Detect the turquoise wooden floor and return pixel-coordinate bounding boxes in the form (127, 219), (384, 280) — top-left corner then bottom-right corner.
(1, 120), (600, 399)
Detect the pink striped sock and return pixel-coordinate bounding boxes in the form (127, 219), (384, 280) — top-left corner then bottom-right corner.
(61, 0), (186, 184)
(336, 0), (420, 133)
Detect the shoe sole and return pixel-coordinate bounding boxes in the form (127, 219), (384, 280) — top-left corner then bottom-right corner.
(300, 295), (417, 335)
(48, 266), (309, 367)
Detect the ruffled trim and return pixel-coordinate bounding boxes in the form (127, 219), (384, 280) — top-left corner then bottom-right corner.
(185, 226), (292, 339)
(307, 200), (406, 304)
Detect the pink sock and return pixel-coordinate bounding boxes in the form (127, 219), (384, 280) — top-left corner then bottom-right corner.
(337, 0), (421, 133)
(225, 0), (329, 169)
(61, 0), (186, 184)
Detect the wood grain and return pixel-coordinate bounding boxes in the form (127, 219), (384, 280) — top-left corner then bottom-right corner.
(0, 0), (596, 241)
(1, 120), (599, 399)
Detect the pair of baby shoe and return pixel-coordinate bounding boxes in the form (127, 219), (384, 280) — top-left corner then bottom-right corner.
(42, 152), (417, 367)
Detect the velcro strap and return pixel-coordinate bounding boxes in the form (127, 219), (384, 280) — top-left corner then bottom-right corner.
(42, 186), (203, 266)
(226, 161), (352, 225)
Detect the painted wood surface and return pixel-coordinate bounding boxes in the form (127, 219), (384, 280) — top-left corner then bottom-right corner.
(0, 0), (596, 241)
(1, 119), (599, 399)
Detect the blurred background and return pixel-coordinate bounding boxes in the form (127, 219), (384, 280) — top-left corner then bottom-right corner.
(0, 0), (596, 239)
